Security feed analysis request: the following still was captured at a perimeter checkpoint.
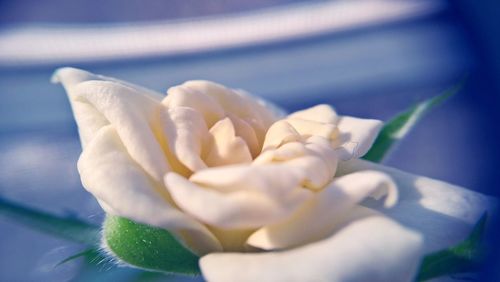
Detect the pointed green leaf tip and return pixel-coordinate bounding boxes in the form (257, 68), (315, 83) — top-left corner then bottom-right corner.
(416, 213), (487, 281)
(363, 79), (465, 163)
(103, 215), (201, 275)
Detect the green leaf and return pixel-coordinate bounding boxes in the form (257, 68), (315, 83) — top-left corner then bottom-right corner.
(416, 213), (487, 281)
(103, 215), (201, 275)
(0, 195), (100, 245)
(363, 81), (464, 163)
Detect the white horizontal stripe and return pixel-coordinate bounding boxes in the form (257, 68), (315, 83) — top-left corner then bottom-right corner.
(0, 0), (443, 66)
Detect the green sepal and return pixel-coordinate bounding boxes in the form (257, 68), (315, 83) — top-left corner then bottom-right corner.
(102, 215), (201, 275)
(416, 213), (487, 281)
(363, 80), (464, 163)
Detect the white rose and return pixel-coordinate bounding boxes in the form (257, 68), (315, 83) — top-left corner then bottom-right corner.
(53, 67), (491, 282)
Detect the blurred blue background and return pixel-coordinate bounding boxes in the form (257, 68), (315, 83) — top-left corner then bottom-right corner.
(0, 0), (499, 281)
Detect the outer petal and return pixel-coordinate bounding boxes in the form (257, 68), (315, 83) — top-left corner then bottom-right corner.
(335, 116), (383, 160)
(337, 159), (495, 253)
(78, 126), (221, 254)
(52, 67), (164, 102)
(201, 207), (423, 282)
(52, 67), (163, 147)
(165, 172), (312, 229)
(247, 171), (397, 250)
(53, 68), (169, 181)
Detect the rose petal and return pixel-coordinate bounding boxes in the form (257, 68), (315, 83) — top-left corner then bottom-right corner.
(253, 141), (307, 165)
(52, 67), (163, 150)
(52, 67), (164, 102)
(254, 137), (338, 191)
(165, 172), (312, 229)
(286, 118), (338, 140)
(337, 159), (495, 253)
(52, 68), (164, 151)
(261, 120), (302, 152)
(201, 207), (423, 282)
(286, 156), (333, 191)
(205, 118), (253, 167)
(190, 164), (306, 195)
(79, 126), (221, 254)
(59, 77), (169, 181)
(227, 114), (260, 157)
(304, 136), (338, 174)
(208, 226), (255, 252)
(247, 171), (397, 250)
(182, 80), (279, 142)
(163, 85), (225, 128)
(160, 107), (208, 172)
(287, 104), (339, 124)
(335, 116), (383, 160)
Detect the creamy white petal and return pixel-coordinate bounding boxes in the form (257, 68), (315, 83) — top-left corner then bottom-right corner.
(53, 68), (164, 149)
(286, 118), (338, 139)
(227, 114), (260, 157)
(163, 85), (225, 128)
(190, 164), (306, 196)
(335, 116), (383, 160)
(64, 79), (169, 181)
(52, 67), (164, 102)
(254, 137), (338, 191)
(52, 68), (164, 154)
(159, 107), (208, 172)
(165, 172), (312, 229)
(285, 156), (333, 190)
(287, 104), (339, 124)
(337, 159), (495, 253)
(183, 80), (278, 126)
(201, 207), (423, 282)
(208, 226), (255, 252)
(233, 88), (286, 126)
(261, 120), (302, 152)
(257, 144), (337, 191)
(78, 126), (221, 254)
(253, 141), (307, 165)
(205, 118), (253, 167)
(247, 171), (397, 250)
(304, 136), (338, 174)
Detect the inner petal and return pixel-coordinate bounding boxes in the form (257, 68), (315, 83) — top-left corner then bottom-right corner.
(159, 106), (209, 172)
(183, 80), (277, 129)
(205, 118), (253, 167)
(163, 85), (225, 128)
(261, 120), (303, 152)
(227, 113), (260, 158)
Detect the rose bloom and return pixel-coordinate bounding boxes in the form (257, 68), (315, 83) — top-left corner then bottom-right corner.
(54, 68), (491, 282)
